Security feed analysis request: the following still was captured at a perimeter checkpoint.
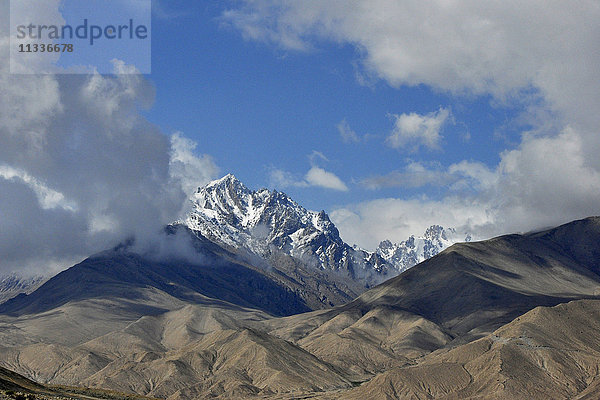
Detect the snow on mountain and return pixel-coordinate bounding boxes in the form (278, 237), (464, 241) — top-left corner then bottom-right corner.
(0, 274), (48, 304)
(182, 174), (471, 284)
(377, 225), (472, 273)
(183, 174), (388, 283)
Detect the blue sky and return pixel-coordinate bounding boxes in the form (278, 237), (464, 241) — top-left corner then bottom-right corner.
(148, 0), (599, 248)
(1, 0), (599, 274)
(147, 1), (522, 210)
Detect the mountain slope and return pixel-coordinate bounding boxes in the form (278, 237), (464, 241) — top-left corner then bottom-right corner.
(0, 227), (323, 350)
(334, 299), (600, 400)
(83, 327), (351, 399)
(263, 217), (600, 379)
(347, 216), (600, 335)
(0, 303), (351, 399)
(0, 364), (155, 400)
(2, 217), (600, 399)
(0, 223), (360, 349)
(0, 237), (311, 322)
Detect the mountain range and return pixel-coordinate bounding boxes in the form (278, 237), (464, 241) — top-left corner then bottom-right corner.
(1, 175), (599, 399)
(376, 224), (472, 273)
(183, 174), (469, 279)
(0, 175), (468, 308)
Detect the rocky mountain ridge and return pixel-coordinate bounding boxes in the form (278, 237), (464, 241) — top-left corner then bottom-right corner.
(183, 174), (467, 282)
(376, 225), (472, 273)
(184, 174), (389, 285)
(0, 175), (468, 307)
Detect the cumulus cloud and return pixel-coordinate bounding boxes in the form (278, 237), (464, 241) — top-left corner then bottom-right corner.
(222, 0), (600, 133)
(448, 160), (498, 192)
(334, 129), (600, 248)
(169, 132), (220, 197)
(270, 150), (349, 192)
(305, 166), (349, 191)
(387, 108), (451, 150)
(331, 197), (491, 250)
(0, 1), (219, 275)
(225, 0), (600, 245)
(492, 127), (600, 231)
(270, 166), (348, 191)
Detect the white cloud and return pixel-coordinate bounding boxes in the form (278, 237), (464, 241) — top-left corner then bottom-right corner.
(169, 132), (220, 196)
(335, 127), (600, 248)
(0, 165), (76, 211)
(337, 119), (360, 143)
(387, 108), (451, 150)
(270, 150), (349, 192)
(308, 150), (330, 164)
(305, 166), (348, 191)
(0, 2), (220, 274)
(222, 0), (600, 141)
(331, 197), (490, 250)
(269, 168), (298, 188)
(222, 1), (600, 130)
(448, 160), (498, 192)
(270, 166), (348, 191)
(493, 127), (600, 231)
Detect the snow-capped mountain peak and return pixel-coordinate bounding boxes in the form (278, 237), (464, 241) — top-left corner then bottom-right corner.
(0, 273), (48, 304)
(376, 225), (472, 273)
(189, 176), (335, 249)
(183, 175), (472, 284)
(184, 175), (383, 281)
